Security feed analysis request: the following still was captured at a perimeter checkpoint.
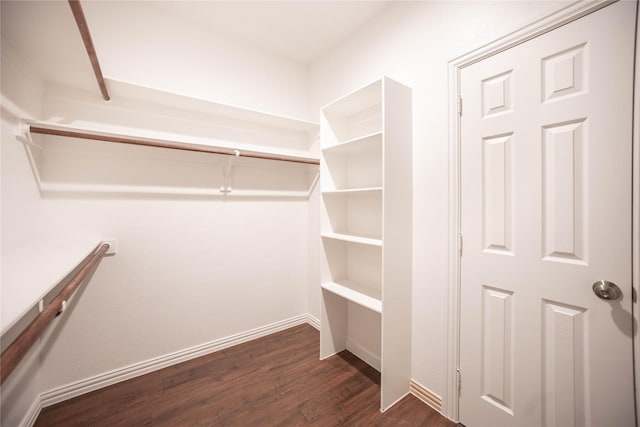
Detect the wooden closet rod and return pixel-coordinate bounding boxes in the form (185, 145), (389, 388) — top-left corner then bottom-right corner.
(68, 0), (110, 101)
(29, 125), (321, 166)
(0, 243), (110, 385)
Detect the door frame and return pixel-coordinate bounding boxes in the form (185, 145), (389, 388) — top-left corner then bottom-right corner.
(445, 0), (638, 421)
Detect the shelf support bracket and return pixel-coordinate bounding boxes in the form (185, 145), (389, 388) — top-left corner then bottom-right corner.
(221, 150), (240, 194)
(16, 121), (39, 148)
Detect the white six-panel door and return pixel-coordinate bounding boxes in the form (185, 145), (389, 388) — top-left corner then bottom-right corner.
(459, 2), (636, 426)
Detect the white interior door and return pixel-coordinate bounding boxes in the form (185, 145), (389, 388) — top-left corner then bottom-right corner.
(459, 2), (636, 426)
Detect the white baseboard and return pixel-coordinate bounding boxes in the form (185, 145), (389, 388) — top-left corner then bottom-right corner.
(410, 379), (443, 411)
(19, 394), (42, 427)
(23, 314), (315, 426)
(305, 313), (320, 330)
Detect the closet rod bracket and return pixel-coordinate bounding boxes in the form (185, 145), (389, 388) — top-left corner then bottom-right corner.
(220, 150), (240, 194)
(16, 120), (38, 148)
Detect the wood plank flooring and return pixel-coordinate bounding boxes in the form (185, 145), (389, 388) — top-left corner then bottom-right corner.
(35, 324), (458, 426)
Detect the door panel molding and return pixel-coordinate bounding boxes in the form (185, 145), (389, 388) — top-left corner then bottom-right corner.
(633, 3), (640, 421)
(445, 0), (631, 421)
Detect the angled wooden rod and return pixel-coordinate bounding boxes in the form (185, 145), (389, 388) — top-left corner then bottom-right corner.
(29, 125), (321, 166)
(0, 243), (110, 385)
(68, 0), (110, 101)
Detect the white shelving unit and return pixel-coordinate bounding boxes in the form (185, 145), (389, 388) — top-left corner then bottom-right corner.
(321, 280), (381, 313)
(319, 77), (412, 411)
(19, 80), (320, 198)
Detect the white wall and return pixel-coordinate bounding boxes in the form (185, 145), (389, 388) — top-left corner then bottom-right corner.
(1, 37), (47, 427)
(35, 197), (309, 388)
(1, 38), (46, 252)
(83, 1), (311, 120)
(0, 3), (314, 425)
(308, 0), (564, 407)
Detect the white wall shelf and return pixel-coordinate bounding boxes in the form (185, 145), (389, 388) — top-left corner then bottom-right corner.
(321, 131), (382, 154)
(321, 80), (383, 143)
(321, 232), (382, 247)
(320, 76), (412, 412)
(19, 81), (320, 198)
(321, 132), (382, 191)
(1, 239), (103, 336)
(105, 79), (319, 134)
(24, 120), (320, 165)
(321, 187), (382, 195)
(321, 189), (382, 240)
(32, 182), (316, 199)
(321, 281), (382, 313)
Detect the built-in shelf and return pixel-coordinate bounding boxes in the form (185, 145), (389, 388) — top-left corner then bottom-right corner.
(321, 132), (382, 156)
(321, 132), (382, 191)
(1, 239), (102, 335)
(321, 281), (382, 313)
(321, 80), (383, 143)
(322, 80), (382, 118)
(320, 76), (412, 411)
(18, 80), (320, 198)
(321, 232), (382, 247)
(105, 78), (319, 134)
(321, 187), (382, 195)
(35, 182), (315, 199)
(322, 189), (382, 239)
(24, 120), (320, 165)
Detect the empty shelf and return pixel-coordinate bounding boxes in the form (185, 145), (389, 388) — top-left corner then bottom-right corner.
(322, 280), (382, 313)
(26, 121), (320, 165)
(321, 232), (382, 247)
(321, 132), (382, 156)
(321, 80), (382, 117)
(321, 187), (382, 195)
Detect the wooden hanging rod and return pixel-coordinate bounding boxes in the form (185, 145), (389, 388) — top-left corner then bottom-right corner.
(29, 125), (320, 166)
(0, 243), (110, 385)
(68, 0), (110, 101)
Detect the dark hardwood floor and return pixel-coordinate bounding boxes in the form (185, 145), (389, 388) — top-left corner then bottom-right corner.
(35, 324), (457, 426)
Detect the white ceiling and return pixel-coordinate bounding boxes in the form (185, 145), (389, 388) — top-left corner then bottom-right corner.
(1, 1), (392, 95)
(151, 1), (392, 64)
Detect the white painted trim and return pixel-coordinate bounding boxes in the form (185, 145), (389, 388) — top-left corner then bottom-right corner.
(18, 394), (42, 427)
(18, 314), (320, 426)
(446, 0), (618, 421)
(633, 4), (640, 425)
(446, 47), (462, 423)
(36, 314), (311, 412)
(410, 379), (442, 411)
(305, 313), (320, 330)
(450, 0), (613, 68)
